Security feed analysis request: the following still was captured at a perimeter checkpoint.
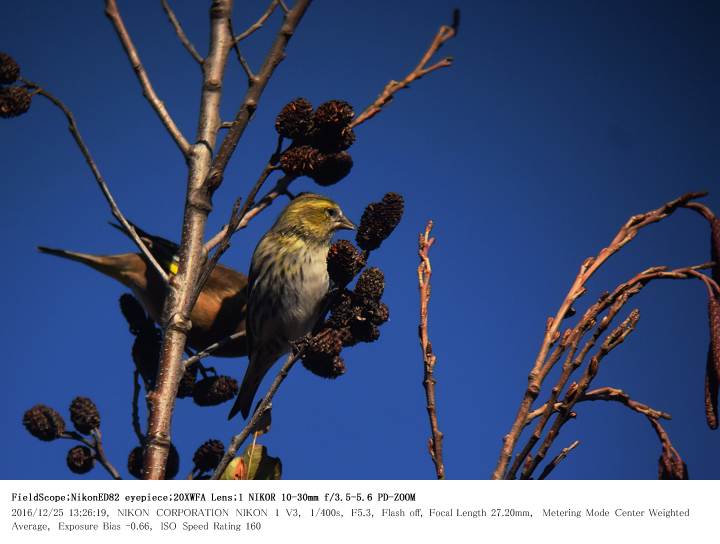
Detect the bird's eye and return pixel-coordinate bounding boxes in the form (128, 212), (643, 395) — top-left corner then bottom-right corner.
(326, 208), (338, 218)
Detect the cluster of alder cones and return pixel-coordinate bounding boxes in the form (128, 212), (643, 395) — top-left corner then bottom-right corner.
(0, 53), (31, 118)
(275, 98), (356, 186)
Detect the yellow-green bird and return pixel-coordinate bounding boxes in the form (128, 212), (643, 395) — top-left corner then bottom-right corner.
(38, 223), (249, 357)
(228, 193), (355, 420)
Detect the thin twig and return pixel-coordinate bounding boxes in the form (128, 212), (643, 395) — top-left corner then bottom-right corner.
(418, 221), (444, 479)
(105, 0), (191, 157)
(234, 0), (280, 43)
(538, 440), (579, 480)
(161, 0), (204, 64)
(22, 79), (168, 283)
(211, 351), (300, 479)
(204, 170), (291, 253)
(492, 191), (709, 480)
(182, 331), (246, 369)
(350, 9), (459, 128)
(683, 201), (716, 222)
(92, 429), (122, 480)
(228, 18), (255, 81)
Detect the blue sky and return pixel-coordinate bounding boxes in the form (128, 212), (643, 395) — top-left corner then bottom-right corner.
(2, 0), (719, 479)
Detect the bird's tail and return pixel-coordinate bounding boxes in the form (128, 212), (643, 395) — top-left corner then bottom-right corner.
(228, 367), (263, 421)
(37, 246), (130, 283)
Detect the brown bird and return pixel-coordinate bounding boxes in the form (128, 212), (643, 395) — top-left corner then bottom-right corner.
(38, 223), (248, 357)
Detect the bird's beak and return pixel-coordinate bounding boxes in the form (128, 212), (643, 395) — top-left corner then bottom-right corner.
(337, 215), (356, 231)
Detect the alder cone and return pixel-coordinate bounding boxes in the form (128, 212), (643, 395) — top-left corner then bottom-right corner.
(69, 396), (100, 435)
(66, 446), (94, 474)
(311, 151), (353, 186)
(354, 267), (385, 300)
(279, 145), (321, 177)
(22, 405), (65, 441)
(193, 439), (225, 472)
(356, 193), (405, 251)
(327, 240), (365, 286)
(0, 52), (20, 84)
(0, 87), (31, 118)
(275, 98), (313, 140)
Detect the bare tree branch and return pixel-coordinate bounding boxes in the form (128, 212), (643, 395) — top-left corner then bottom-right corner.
(538, 440), (579, 480)
(234, 0), (281, 43)
(142, 0), (235, 480)
(229, 18), (255, 82)
(508, 262), (712, 479)
(519, 309), (642, 479)
(105, 0), (191, 156)
(204, 0), (313, 192)
(203, 169), (291, 252)
(492, 191), (709, 480)
(211, 351), (300, 479)
(182, 331), (246, 370)
(350, 9), (459, 128)
(161, 0), (204, 64)
(526, 386), (673, 425)
(22, 79), (168, 282)
(418, 221), (445, 479)
(142, 0), (312, 480)
(91, 428), (122, 480)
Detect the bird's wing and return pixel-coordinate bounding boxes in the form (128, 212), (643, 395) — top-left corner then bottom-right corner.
(109, 221), (180, 273)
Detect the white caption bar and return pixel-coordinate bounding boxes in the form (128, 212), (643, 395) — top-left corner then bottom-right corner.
(1, 480), (713, 543)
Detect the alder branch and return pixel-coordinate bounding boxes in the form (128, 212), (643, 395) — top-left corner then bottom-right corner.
(182, 333), (246, 371)
(520, 309), (642, 479)
(203, 168), (291, 253)
(204, 0), (312, 192)
(526, 386), (673, 425)
(91, 429), (122, 480)
(508, 262), (712, 479)
(105, 0), (191, 156)
(228, 18), (255, 81)
(22, 79), (168, 283)
(350, 9), (459, 128)
(234, 0), (281, 43)
(142, 0), (235, 480)
(683, 201), (716, 222)
(538, 440), (579, 480)
(418, 221), (445, 480)
(211, 351), (300, 479)
(161, 0), (204, 64)
(492, 191), (709, 480)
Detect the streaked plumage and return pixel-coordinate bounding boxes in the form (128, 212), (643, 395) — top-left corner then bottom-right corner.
(38, 223), (249, 357)
(228, 193), (355, 420)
